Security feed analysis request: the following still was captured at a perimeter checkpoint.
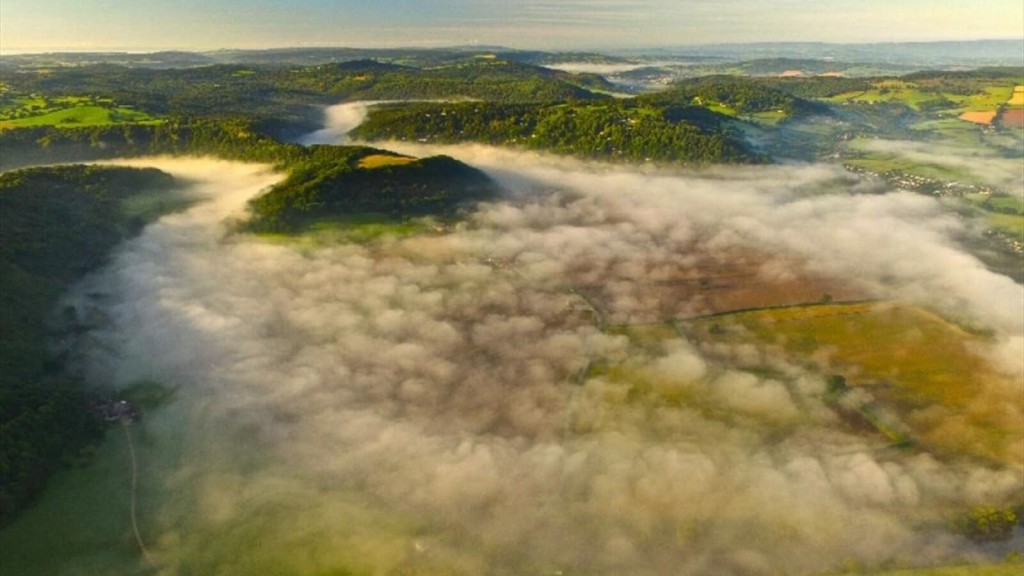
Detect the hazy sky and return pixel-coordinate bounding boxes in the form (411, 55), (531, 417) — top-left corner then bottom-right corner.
(1, 0), (1022, 52)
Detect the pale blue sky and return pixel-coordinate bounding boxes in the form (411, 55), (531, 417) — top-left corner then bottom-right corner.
(1, 0), (1021, 52)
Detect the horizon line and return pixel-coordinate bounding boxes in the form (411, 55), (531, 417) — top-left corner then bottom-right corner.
(2, 37), (1023, 57)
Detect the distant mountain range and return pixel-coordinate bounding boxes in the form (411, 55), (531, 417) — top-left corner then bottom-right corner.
(2, 39), (1020, 70)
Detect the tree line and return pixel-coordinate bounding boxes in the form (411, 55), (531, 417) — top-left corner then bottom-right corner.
(0, 165), (178, 526)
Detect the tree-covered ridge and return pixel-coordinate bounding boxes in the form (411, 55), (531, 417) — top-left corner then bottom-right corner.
(0, 116), (373, 170)
(351, 99), (761, 164)
(643, 75), (829, 116)
(1, 58), (611, 139)
(0, 165), (179, 526)
(246, 153), (499, 232)
(303, 59), (615, 102)
(0, 114), (500, 227)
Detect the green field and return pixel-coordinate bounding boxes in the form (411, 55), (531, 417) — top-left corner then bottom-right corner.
(0, 380), (184, 576)
(255, 213), (439, 245)
(0, 383), (436, 576)
(987, 195), (1024, 214)
(825, 81), (1015, 113)
(843, 153), (972, 182)
(0, 92), (162, 129)
(826, 81), (948, 111)
(702, 101), (738, 116)
(0, 105), (162, 129)
(946, 86), (1015, 111)
(748, 109), (789, 125)
(988, 212), (1024, 235)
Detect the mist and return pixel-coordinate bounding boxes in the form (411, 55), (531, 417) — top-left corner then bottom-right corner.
(542, 61), (651, 75)
(298, 102), (380, 145)
(59, 110), (1024, 574)
(855, 139), (1024, 194)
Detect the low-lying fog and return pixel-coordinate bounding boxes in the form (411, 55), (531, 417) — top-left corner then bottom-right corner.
(56, 105), (1023, 575)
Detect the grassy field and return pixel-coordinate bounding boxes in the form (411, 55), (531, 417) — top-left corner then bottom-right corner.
(826, 82), (948, 111)
(843, 153), (971, 182)
(987, 196), (1024, 214)
(748, 109), (789, 126)
(947, 86), (1015, 111)
(0, 427), (146, 575)
(256, 213), (439, 245)
(988, 212), (1024, 235)
(0, 383), (433, 576)
(825, 81), (1020, 137)
(687, 302), (1023, 465)
(0, 105), (162, 129)
(356, 154), (418, 169)
(826, 81), (1014, 113)
(962, 193), (1024, 222)
(0, 92), (162, 130)
(907, 117), (988, 146)
(701, 101), (738, 117)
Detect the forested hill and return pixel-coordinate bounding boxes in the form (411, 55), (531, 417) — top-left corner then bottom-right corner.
(1, 58), (611, 139)
(0, 165), (179, 526)
(246, 153), (499, 233)
(641, 76), (829, 116)
(351, 100), (763, 164)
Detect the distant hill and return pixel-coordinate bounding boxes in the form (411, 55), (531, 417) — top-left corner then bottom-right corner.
(5, 40), (1020, 72)
(351, 99), (762, 164)
(617, 40), (1024, 67)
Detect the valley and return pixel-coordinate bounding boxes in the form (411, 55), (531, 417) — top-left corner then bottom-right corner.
(0, 42), (1021, 576)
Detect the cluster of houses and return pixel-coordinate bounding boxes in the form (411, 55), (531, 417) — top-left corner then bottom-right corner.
(844, 164), (993, 198)
(93, 399), (141, 424)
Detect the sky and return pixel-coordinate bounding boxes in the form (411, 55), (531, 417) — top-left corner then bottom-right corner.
(1, 0), (1022, 53)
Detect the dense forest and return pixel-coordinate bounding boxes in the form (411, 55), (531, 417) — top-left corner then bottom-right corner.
(352, 99), (762, 164)
(641, 75), (829, 115)
(246, 153), (498, 232)
(1, 59), (612, 139)
(0, 165), (179, 525)
(0, 115), (500, 227)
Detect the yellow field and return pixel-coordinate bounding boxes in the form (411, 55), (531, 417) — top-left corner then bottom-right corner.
(356, 154), (417, 169)
(689, 302), (1023, 465)
(1008, 85), (1024, 106)
(958, 110), (997, 125)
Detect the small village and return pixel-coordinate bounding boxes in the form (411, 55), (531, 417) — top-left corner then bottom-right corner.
(92, 398), (142, 424)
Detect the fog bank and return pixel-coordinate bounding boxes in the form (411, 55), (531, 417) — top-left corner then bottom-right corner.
(61, 141), (1023, 574)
